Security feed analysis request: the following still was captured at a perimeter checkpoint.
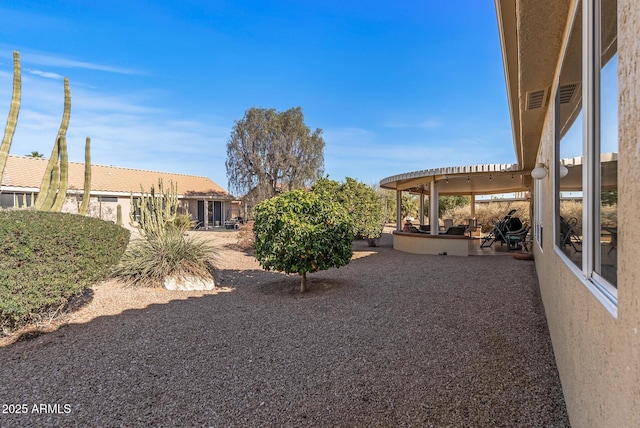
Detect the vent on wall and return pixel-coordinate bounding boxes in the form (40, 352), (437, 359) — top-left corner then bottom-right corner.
(526, 88), (548, 110)
(559, 83), (580, 104)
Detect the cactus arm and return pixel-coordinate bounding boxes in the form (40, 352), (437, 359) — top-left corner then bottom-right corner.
(36, 77), (70, 210)
(79, 137), (91, 215)
(35, 138), (59, 209)
(0, 51), (21, 189)
(40, 156), (60, 212)
(133, 179), (180, 238)
(51, 135), (68, 212)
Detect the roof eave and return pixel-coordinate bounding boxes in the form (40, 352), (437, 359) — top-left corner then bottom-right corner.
(495, 0), (523, 167)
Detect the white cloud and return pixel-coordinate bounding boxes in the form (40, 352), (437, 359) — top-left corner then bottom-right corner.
(0, 67), (233, 187)
(28, 69), (64, 80)
(382, 117), (442, 129)
(0, 47), (141, 75)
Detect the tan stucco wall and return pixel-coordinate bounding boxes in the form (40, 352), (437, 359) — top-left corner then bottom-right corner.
(392, 232), (469, 256)
(532, 1), (640, 425)
(62, 196), (121, 225)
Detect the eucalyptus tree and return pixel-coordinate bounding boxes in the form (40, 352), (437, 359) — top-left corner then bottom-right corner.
(226, 107), (324, 211)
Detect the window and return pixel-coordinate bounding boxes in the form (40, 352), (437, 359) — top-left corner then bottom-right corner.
(556, 3), (583, 268)
(554, 0), (618, 310)
(595, 0), (617, 287)
(1, 193), (15, 209)
(15, 193), (35, 208)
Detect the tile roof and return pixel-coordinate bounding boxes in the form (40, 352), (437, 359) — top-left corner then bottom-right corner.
(1, 155), (232, 198)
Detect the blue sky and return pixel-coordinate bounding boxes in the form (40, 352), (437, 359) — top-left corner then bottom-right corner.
(0, 1), (514, 192)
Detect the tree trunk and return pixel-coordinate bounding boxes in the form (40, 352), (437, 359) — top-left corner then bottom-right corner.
(300, 272), (307, 293)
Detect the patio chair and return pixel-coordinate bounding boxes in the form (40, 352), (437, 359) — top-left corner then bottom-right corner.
(415, 225), (430, 234)
(505, 223), (530, 251)
(444, 225), (467, 235)
(560, 216), (582, 252)
(481, 209), (520, 248)
(442, 219), (454, 232)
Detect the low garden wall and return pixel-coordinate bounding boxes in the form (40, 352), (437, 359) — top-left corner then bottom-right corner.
(392, 231), (469, 256)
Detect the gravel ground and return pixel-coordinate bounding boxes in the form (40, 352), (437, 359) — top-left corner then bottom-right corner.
(0, 229), (569, 427)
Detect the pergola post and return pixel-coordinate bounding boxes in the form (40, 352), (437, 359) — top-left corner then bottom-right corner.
(429, 180), (439, 235)
(203, 200), (209, 230)
(396, 190), (402, 231)
(419, 192), (425, 226)
(470, 193), (476, 219)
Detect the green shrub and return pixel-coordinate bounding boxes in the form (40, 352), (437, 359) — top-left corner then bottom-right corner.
(0, 210), (130, 334)
(312, 177), (384, 243)
(253, 189), (353, 292)
(112, 231), (217, 287)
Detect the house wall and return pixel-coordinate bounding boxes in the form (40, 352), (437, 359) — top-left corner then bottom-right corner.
(186, 200), (199, 222)
(532, 1), (639, 425)
(61, 196), (121, 225)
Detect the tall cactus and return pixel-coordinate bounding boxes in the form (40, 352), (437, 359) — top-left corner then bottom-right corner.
(79, 137), (91, 215)
(36, 77), (70, 211)
(116, 204), (122, 226)
(36, 137), (60, 211)
(50, 135), (68, 212)
(129, 179), (179, 238)
(0, 51), (21, 190)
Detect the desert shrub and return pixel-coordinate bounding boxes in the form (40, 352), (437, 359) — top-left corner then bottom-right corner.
(558, 200), (582, 222)
(119, 180), (217, 287)
(112, 230), (217, 287)
(439, 196), (470, 217)
(476, 201), (529, 232)
(0, 210), (130, 334)
(253, 189), (353, 292)
(168, 213), (196, 232)
(600, 204), (617, 227)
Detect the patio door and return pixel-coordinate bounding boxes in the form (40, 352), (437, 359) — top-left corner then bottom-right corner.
(197, 201), (205, 225)
(214, 201), (222, 225)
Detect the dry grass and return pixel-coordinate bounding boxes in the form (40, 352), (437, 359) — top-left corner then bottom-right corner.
(443, 201), (530, 232)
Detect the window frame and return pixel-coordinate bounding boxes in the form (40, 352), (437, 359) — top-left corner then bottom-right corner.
(554, 0), (618, 316)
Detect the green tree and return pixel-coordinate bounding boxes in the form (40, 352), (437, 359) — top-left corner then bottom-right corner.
(253, 189), (353, 292)
(226, 107), (325, 212)
(601, 190), (617, 206)
(401, 193), (419, 219)
(26, 151), (44, 158)
(439, 195), (470, 217)
(373, 185), (395, 225)
(312, 177), (384, 245)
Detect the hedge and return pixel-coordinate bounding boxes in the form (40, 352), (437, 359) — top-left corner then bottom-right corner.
(0, 210), (130, 333)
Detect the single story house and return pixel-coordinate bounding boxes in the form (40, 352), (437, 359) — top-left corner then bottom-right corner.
(0, 155), (238, 230)
(381, 0), (638, 426)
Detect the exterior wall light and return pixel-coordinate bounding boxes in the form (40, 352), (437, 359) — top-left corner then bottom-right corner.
(559, 165), (569, 178)
(531, 162), (548, 180)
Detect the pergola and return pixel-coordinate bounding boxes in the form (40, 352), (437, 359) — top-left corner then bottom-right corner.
(380, 162), (531, 233)
(379, 154), (616, 233)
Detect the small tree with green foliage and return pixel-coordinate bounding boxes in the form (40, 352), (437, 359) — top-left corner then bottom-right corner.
(312, 177), (384, 245)
(253, 189), (353, 292)
(401, 193), (419, 219)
